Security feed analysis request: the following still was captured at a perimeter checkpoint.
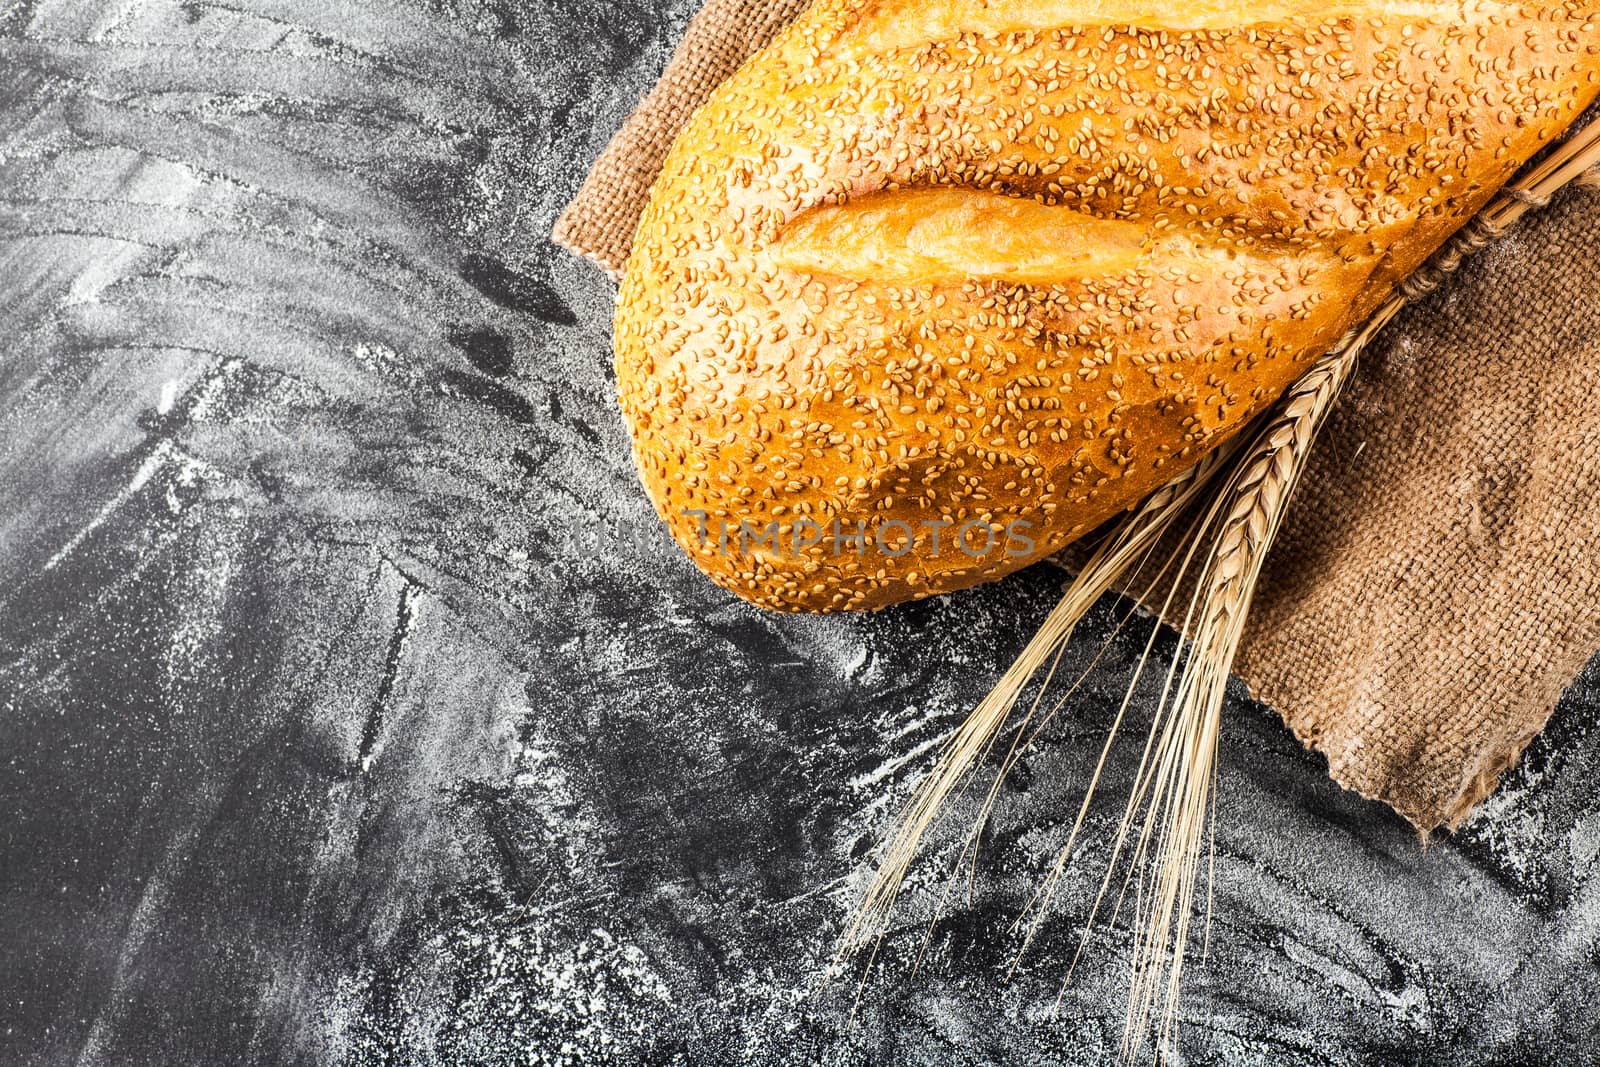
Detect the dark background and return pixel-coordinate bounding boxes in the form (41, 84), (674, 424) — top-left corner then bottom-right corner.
(5, 2), (1600, 1063)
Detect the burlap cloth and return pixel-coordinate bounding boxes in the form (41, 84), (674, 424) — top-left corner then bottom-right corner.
(553, 0), (1600, 832)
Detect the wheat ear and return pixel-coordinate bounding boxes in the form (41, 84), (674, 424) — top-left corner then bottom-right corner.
(1117, 342), (1356, 1059)
(1114, 120), (1600, 1060)
(838, 116), (1600, 1058)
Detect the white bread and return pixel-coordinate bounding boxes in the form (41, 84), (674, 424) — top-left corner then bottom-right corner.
(616, 0), (1600, 611)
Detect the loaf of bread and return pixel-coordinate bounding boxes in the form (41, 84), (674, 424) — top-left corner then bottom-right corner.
(615, 0), (1600, 612)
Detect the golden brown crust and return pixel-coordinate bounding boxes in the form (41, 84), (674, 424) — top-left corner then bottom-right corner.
(616, 0), (1600, 612)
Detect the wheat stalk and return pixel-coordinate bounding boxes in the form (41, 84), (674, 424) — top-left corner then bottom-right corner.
(1115, 341), (1354, 1058)
(1113, 127), (1600, 1059)
(838, 118), (1600, 1059)
(838, 438), (1238, 959)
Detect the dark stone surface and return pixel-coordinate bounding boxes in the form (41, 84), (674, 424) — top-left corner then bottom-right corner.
(4, 3), (1600, 1063)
